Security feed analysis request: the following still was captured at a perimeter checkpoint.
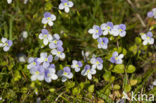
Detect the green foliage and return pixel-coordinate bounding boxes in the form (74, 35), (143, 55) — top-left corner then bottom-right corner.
(112, 64), (125, 74)
(0, 0), (156, 102)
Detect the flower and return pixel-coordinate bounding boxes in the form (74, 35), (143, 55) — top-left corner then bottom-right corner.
(27, 57), (40, 69)
(110, 51), (124, 64)
(59, 0), (74, 13)
(49, 34), (63, 49)
(7, 0), (12, 4)
(81, 65), (96, 80)
(39, 29), (53, 45)
(37, 52), (53, 68)
(88, 25), (103, 39)
(22, 31), (28, 39)
(71, 60), (83, 72)
(51, 46), (65, 60)
(30, 66), (45, 81)
(44, 64), (58, 83)
(57, 67), (73, 82)
(24, 0), (28, 4)
(97, 37), (109, 49)
(18, 53), (26, 63)
(42, 12), (56, 26)
(153, 79), (156, 86)
(147, 8), (156, 19)
(90, 57), (103, 70)
(140, 32), (154, 45)
(111, 24), (126, 37)
(0, 37), (13, 52)
(101, 22), (114, 35)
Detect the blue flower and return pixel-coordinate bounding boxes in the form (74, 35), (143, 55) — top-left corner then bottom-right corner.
(101, 22), (114, 35)
(59, 0), (74, 13)
(51, 46), (65, 60)
(44, 64), (58, 83)
(90, 57), (103, 70)
(140, 32), (154, 45)
(0, 37), (13, 52)
(110, 51), (124, 64)
(30, 66), (45, 81)
(57, 66), (73, 82)
(42, 12), (56, 26)
(27, 57), (40, 69)
(110, 24), (126, 37)
(88, 25), (103, 39)
(97, 37), (109, 49)
(37, 52), (53, 68)
(71, 60), (83, 72)
(147, 8), (156, 19)
(49, 34), (63, 49)
(39, 29), (53, 45)
(81, 65), (96, 80)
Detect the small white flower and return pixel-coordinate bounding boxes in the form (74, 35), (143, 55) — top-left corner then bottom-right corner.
(7, 0), (12, 4)
(0, 37), (13, 52)
(90, 57), (103, 70)
(88, 25), (103, 39)
(57, 67), (73, 82)
(59, 0), (74, 13)
(42, 12), (56, 27)
(44, 64), (58, 83)
(71, 60), (83, 72)
(81, 65), (96, 80)
(110, 51), (124, 64)
(101, 22), (114, 35)
(153, 80), (156, 86)
(39, 29), (53, 45)
(22, 31), (28, 39)
(51, 47), (65, 60)
(140, 32), (154, 45)
(37, 52), (53, 68)
(31, 66), (45, 81)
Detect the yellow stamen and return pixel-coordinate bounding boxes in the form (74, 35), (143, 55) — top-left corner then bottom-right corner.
(45, 58), (48, 61)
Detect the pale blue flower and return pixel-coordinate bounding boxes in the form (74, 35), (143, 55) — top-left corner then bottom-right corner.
(39, 29), (53, 45)
(71, 60), (83, 72)
(110, 51), (124, 64)
(59, 0), (74, 13)
(57, 66), (73, 82)
(88, 25), (103, 39)
(27, 57), (40, 69)
(51, 46), (65, 60)
(49, 34), (63, 49)
(140, 32), (154, 45)
(111, 24), (126, 37)
(101, 22), (114, 35)
(147, 8), (156, 19)
(0, 37), (13, 52)
(81, 65), (96, 80)
(97, 37), (109, 49)
(37, 52), (53, 68)
(90, 57), (103, 70)
(44, 64), (58, 83)
(42, 12), (56, 26)
(31, 66), (45, 81)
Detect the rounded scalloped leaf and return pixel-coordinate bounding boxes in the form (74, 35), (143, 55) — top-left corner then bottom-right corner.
(112, 64), (125, 74)
(126, 65), (136, 73)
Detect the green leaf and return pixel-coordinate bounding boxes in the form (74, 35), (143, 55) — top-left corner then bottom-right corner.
(72, 87), (80, 95)
(124, 85), (131, 92)
(88, 85), (94, 93)
(126, 65), (136, 73)
(113, 84), (120, 90)
(112, 64), (125, 74)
